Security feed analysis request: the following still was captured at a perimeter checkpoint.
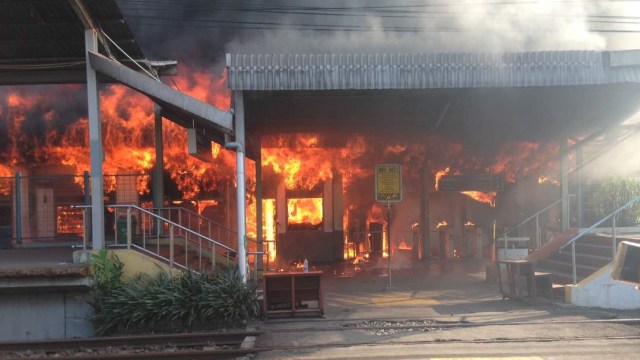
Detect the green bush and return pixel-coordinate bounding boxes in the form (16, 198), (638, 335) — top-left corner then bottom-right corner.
(593, 177), (640, 226)
(92, 268), (260, 335)
(89, 249), (125, 314)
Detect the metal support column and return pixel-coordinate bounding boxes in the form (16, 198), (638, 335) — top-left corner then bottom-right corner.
(152, 104), (164, 236)
(14, 172), (22, 245)
(227, 91), (247, 283)
(85, 29), (105, 249)
(561, 139), (570, 232)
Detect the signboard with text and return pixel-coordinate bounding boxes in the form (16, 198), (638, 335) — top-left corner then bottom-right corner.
(438, 174), (503, 192)
(375, 164), (402, 202)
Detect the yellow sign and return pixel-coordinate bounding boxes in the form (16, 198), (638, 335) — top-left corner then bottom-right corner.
(375, 164), (402, 202)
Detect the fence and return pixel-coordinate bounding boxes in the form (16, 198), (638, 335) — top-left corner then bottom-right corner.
(0, 172), (150, 246)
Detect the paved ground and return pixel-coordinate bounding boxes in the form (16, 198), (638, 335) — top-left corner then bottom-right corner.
(2, 248), (639, 358)
(0, 247), (77, 269)
(254, 258), (640, 359)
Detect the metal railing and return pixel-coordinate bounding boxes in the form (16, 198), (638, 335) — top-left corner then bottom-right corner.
(74, 204), (237, 273)
(247, 237), (271, 280)
(559, 194), (640, 285)
(147, 207), (237, 250)
(501, 199), (563, 255)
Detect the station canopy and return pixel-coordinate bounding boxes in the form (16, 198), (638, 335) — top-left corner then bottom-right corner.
(226, 51), (640, 145)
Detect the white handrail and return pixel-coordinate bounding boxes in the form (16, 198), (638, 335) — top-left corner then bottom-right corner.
(558, 194), (640, 284)
(72, 204), (237, 274)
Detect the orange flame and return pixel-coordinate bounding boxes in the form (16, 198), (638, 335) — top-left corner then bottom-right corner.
(437, 220), (449, 229)
(434, 167), (450, 190)
(538, 176), (560, 185)
(461, 191), (497, 207)
(287, 198), (323, 227)
(263, 199), (277, 265)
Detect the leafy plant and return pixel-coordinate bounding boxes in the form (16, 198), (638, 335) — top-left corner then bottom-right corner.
(593, 177), (640, 226)
(92, 268), (261, 335)
(89, 249), (124, 313)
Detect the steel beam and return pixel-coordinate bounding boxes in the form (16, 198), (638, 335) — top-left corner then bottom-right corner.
(88, 52), (233, 135)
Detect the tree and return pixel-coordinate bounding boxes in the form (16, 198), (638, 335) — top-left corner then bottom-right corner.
(593, 177), (640, 226)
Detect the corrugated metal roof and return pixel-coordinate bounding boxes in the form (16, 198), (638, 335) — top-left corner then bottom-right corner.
(226, 50), (640, 91)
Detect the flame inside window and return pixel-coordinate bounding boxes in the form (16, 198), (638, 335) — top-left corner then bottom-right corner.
(287, 198), (323, 230)
(56, 206), (84, 235)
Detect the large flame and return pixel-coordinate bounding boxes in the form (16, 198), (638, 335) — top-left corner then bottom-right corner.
(1, 65), (562, 263)
(287, 198), (323, 227)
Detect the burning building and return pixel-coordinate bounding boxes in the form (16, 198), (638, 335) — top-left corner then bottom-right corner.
(3, 48), (640, 271)
(226, 51), (640, 268)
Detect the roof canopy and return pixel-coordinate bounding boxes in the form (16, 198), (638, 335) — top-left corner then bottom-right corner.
(226, 50), (640, 147)
(227, 50), (640, 91)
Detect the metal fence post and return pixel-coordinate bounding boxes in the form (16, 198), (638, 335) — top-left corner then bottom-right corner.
(14, 172), (22, 245)
(212, 244), (217, 271)
(126, 207), (132, 249)
(612, 214), (617, 260)
(535, 214), (540, 249)
(572, 241), (577, 285)
(169, 224), (175, 267)
(83, 171), (91, 242)
(82, 209), (87, 250)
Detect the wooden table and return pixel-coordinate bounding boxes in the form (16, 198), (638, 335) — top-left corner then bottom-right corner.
(263, 271), (323, 318)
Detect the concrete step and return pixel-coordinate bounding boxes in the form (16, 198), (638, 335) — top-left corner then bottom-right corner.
(575, 234), (615, 246)
(552, 283), (567, 299)
(570, 243), (615, 257)
(535, 260), (595, 283)
(551, 251), (612, 268)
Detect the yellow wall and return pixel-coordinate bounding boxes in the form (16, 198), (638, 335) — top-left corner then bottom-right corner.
(108, 249), (181, 279)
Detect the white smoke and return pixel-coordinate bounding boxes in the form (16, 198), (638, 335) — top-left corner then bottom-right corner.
(225, 0), (640, 54)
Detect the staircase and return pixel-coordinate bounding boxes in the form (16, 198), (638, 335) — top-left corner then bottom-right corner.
(534, 233), (618, 285)
(92, 204), (240, 275)
(142, 238), (236, 274)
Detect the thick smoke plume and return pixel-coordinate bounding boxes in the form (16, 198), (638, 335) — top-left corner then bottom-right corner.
(120, 0), (640, 68)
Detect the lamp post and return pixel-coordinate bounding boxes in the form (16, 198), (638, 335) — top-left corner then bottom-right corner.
(225, 141), (247, 283)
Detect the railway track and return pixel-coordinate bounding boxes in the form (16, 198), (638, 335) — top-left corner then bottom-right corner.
(0, 331), (261, 360)
(261, 316), (640, 333)
(2, 317), (639, 359)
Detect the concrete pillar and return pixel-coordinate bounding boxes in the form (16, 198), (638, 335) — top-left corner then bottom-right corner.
(255, 137), (264, 272)
(323, 179), (333, 232)
(332, 173), (344, 261)
(420, 166), (431, 261)
(85, 29), (105, 249)
(276, 181), (287, 235)
(332, 173), (344, 231)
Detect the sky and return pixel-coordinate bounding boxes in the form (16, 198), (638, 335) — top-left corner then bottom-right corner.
(117, 0), (640, 70)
